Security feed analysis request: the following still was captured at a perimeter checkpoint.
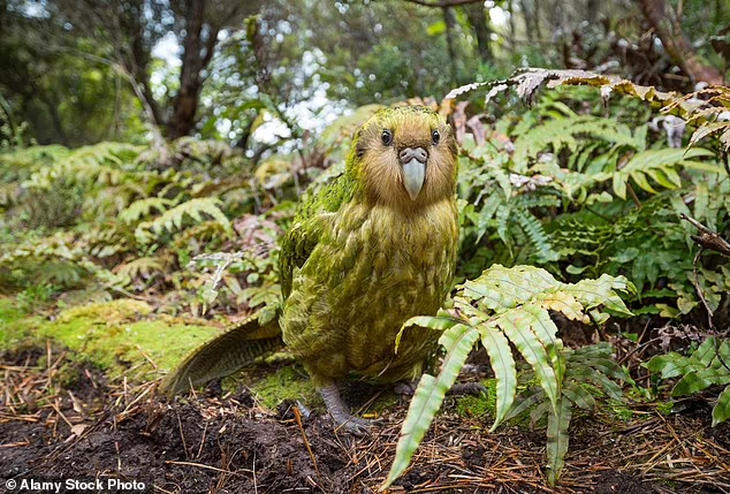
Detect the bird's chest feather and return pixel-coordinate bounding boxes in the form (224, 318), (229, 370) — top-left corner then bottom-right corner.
(282, 199), (458, 378)
(329, 202), (455, 314)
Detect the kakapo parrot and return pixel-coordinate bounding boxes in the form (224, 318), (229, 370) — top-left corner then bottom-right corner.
(161, 105), (459, 434)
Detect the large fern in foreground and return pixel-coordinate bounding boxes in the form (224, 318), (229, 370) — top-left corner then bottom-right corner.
(381, 265), (634, 490)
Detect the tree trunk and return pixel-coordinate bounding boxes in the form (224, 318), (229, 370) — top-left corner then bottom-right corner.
(586, 0), (599, 23)
(534, 0), (542, 41)
(638, 0), (724, 85)
(168, 0), (219, 140)
(123, 0), (166, 132)
(507, 0), (516, 52)
(38, 91), (69, 146)
(168, 0), (204, 140)
(521, 0), (534, 42)
(442, 6), (459, 83)
(464, 3), (492, 64)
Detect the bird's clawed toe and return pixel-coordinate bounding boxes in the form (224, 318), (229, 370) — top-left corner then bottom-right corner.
(393, 380), (418, 397)
(449, 382), (487, 396)
(337, 415), (382, 437)
(319, 384), (383, 436)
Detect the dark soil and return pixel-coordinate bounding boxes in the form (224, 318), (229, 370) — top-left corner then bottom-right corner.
(2, 350), (730, 494)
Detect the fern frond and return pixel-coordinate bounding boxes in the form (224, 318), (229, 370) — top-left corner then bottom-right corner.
(475, 69), (730, 151)
(385, 323), (480, 489)
(114, 256), (165, 282)
(22, 142), (143, 190)
(135, 197), (233, 244)
(601, 148), (716, 199)
(382, 265), (633, 490)
(0, 145), (71, 183)
(119, 197), (174, 224)
(512, 115), (636, 170)
(514, 209), (559, 262)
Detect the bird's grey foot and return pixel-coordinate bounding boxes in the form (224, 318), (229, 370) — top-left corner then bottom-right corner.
(393, 380), (418, 397)
(449, 382), (487, 396)
(319, 385), (381, 436)
(394, 379), (486, 397)
(295, 400), (312, 419)
(461, 363), (486, 375)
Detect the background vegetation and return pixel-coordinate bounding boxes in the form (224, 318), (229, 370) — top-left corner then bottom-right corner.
(1, 0), (729, 489)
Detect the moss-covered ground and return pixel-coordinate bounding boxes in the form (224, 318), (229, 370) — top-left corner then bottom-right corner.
(1, 297), (221, 379)
(1, 296), (323, 412)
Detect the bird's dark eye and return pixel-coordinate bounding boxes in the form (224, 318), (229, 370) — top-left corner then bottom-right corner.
(431, 130), (441, 145)
(381, 129), (393, 146)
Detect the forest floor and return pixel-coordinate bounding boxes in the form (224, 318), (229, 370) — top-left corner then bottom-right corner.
(1, 298), (730, 494)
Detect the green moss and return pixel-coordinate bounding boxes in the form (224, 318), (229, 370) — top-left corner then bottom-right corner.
(0, 297), (221, 381)
(0, 297), (28, 321)
(247, 365), (319, 410)
(656, 401), (674, 416)
(58, 299), (153, 323)
(369, 393), (398, 413)
(455, 379), (496, 419)
(608, 401), (635, 421)
(0, 297), (36, 350)
(456, 394), (490, 418)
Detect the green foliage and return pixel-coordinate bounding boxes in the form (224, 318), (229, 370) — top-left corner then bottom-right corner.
(245, 365), (319, 410)
(0, 297), (223, 380)
(607, 148), (714, 199)
(118, 197), (174, 224)
(647, 337), (730, 426)
(3, 64), (730, 490)
(455, 70), (730, 318)
(455, 380), (496, 417)
(0, 137), (290, 316)
(383, 265), (633, 489)
(135, 197), (234, 244)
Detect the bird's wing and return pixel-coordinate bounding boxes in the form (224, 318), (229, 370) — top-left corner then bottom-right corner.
(279, 171), (355, 298)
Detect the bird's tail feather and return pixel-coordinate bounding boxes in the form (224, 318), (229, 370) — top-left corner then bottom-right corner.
(160, 313), (283, 397)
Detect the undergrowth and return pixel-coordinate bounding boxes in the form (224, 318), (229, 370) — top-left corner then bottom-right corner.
(2, 68), (730, 489)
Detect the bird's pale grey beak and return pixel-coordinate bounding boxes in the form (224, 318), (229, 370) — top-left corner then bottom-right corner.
(399, 147), (427, 201)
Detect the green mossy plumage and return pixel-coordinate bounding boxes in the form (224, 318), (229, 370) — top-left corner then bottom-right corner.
(280, 105), (459, 386)
(163, 105), (459, 398)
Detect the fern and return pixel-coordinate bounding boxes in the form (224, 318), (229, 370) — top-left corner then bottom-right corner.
(512, 114), (638, 171)
(598, 148), (717, 200)
(0, 145), (71, 183)
(481, 193), (560, 264)
(0, 233), (97, 290)
(22, 142), (143, 190)
(454, 71), (728, 319)
(382, 265), (634, 489)
(647, 337), (730, 426)
(457, 68), (730, 153)
(114, 256), (165, 284)
(460, 140), (561, 264)
(508, 108), (717, 203)
(119, 197), (174, 224)
(514, 209), (559, 263)
(549, 198), (693, 297)
(135, 197), (234, 244)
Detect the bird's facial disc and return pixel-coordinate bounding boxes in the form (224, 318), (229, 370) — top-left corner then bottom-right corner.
(399, 147), (427, 201)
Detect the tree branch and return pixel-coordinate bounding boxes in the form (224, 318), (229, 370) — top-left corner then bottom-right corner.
(402, 0), (484, 7)
(638, 0), (724, 85)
